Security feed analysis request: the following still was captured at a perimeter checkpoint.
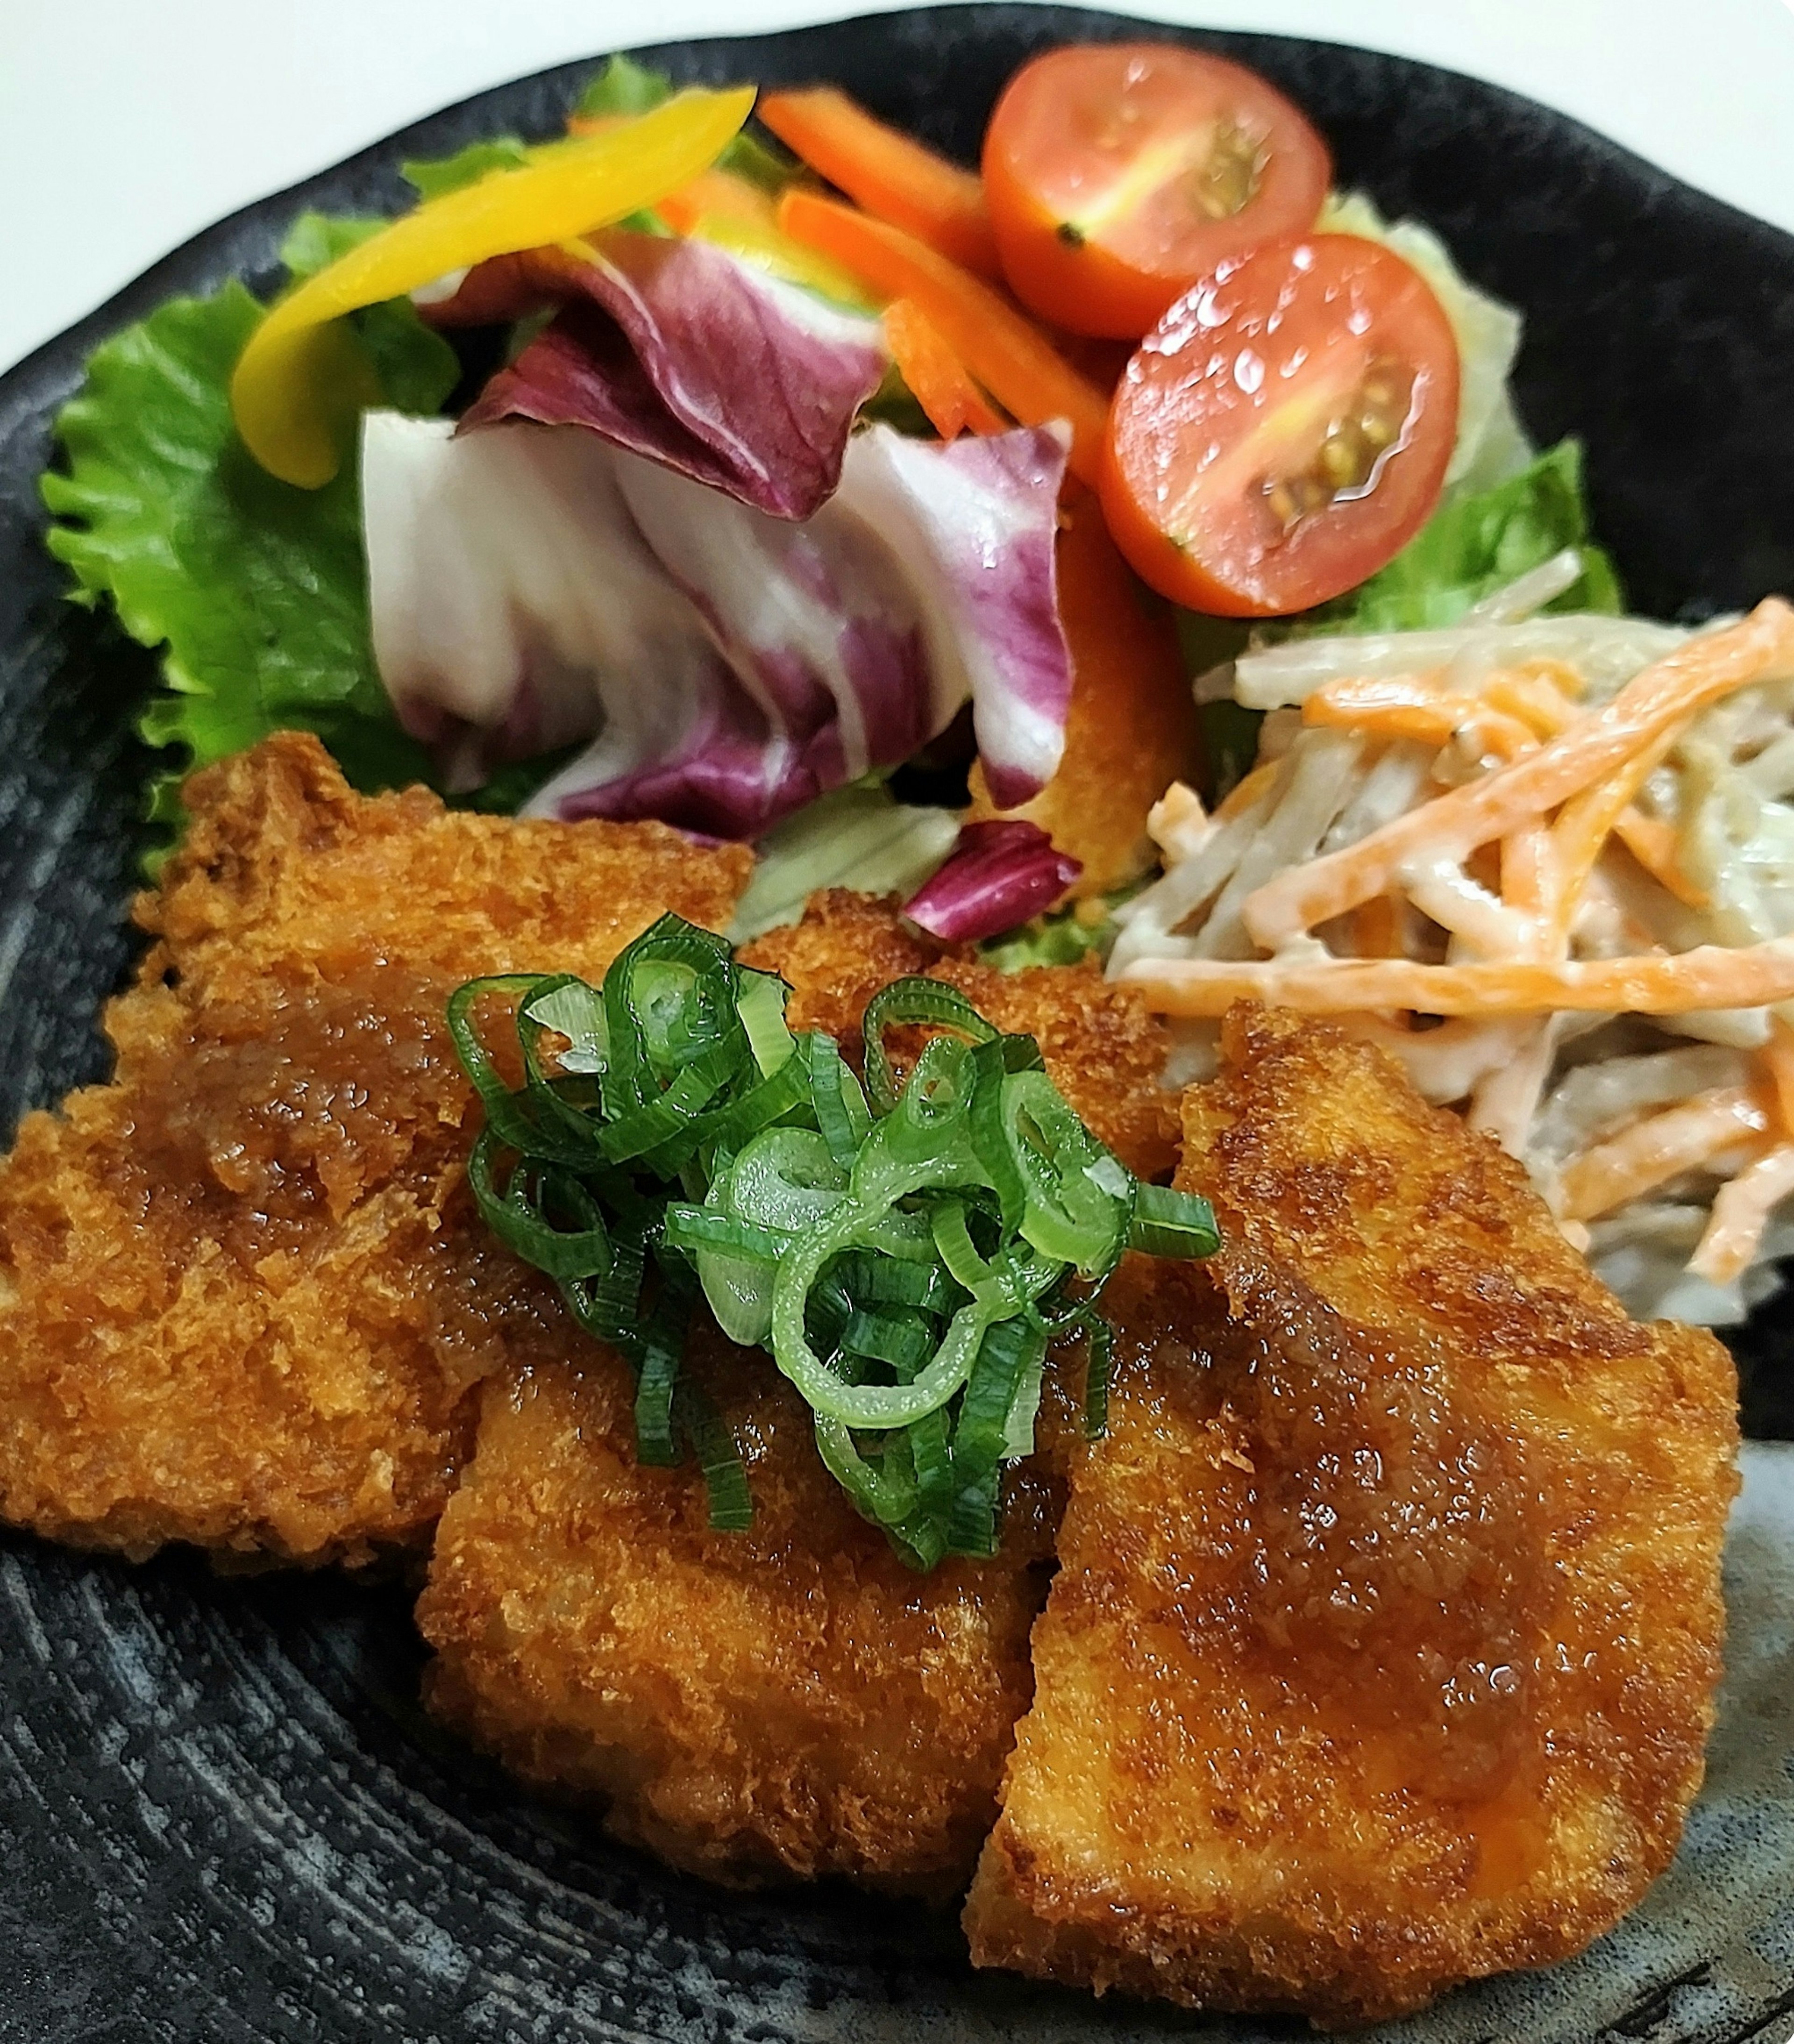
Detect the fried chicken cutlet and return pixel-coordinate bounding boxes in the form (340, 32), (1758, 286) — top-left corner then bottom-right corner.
(966, 1007), (1739, 2025)
(418, 1326), (1059, 1894)
(0, 733), (749, 1565)
(415, 893), (1178, 1891)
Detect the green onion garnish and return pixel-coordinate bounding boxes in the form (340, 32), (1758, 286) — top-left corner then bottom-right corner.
(449, 917), (1218, 1565)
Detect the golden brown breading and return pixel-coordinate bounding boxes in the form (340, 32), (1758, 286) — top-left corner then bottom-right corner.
(741, 890), (1180, 1179)
(417, 1327), (1059, 1895)
(966, 1007), (1738, 2026)
(417, 890), (1168, 1891)
(0, 734), (749, 1565)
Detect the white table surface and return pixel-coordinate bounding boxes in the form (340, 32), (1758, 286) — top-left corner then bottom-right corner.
(4, 0), (1794, 379)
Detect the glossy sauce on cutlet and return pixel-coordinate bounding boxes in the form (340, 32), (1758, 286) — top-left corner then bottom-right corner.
(109, 964), (472, 1261)
(1125, 1261), (1548, 1815)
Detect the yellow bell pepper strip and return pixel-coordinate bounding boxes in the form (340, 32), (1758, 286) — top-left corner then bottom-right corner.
(676, 211), (880, 312)
(230, 85), (755, 487)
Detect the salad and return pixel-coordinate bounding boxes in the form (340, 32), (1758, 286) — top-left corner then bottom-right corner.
(40, 43), (1794, 1326)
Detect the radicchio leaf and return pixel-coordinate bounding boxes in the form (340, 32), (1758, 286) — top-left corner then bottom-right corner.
(902, 821), (1081, 944)
(361, 412), (1071, 840)
(431, 231), (886, 519)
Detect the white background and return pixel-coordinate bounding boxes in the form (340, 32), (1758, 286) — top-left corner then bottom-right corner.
(4, 0), (1793, 376)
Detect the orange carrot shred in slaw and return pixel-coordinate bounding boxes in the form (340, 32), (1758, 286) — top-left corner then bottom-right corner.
(1764, 1018), (1794, 1136)
(1240, 600), (1794, 955)
(1690, 1142), (1794, 1282)
(1558, 1085), (1773, 1223)
(1112, 937), (1794, 1020)
(1302, 676), (1537, 761)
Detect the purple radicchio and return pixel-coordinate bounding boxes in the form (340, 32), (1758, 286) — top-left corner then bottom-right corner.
(902, 820), (1081, 944)
(361, 411), (1073, 840)
(425, 231), (887, 520)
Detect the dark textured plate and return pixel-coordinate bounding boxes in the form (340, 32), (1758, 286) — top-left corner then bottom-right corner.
(0, 10), (1790, 2041)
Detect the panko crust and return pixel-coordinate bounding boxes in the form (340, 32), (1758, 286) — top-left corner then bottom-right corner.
(741, 890), (1180, 1179)
(416, 1330), (1059, 1896)
(418, 890), (1168, 1893)
(0, 734), (750, 1565)
(966, 1008), (1738, 2026)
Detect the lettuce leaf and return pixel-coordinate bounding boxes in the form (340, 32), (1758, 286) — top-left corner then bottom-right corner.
(41, 219), (458, 841)
(728, 782), (961, 941)
(1311, 440), (1622, 634)
(575, 55), (795, 192)
(402, 138), (531, 201)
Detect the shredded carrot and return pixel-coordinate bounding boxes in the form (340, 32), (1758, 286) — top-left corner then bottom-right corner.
(881, 299), (1007, 438)
(777, 189), (1111, 485)
(1690, 1141), (1794, 1282)
(1215, 758), (1282, 822)
(1483, 661), (1583, 734)
(655, 166), (777, 235)
(1242, 602), (1794, 953)
(1611, 810), (1709, 908)
(1559, 1085), (1773, 1222)
(1113, 936), (1794, 1021)
(1544, 719), (1691, 947)
(1500, 826), (1557, 933)
(1764, 1018), (1794, 1137)
(757, 87), (1003, 278)
(1303, 677), (1537, 760)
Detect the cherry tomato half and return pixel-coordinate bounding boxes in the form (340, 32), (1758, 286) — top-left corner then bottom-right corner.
(1101, 235), (1461, 618)
(982, 43), (1331, 340)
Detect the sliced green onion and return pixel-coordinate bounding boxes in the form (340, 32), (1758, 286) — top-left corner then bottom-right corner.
(448, 914), (1219, 1567)
(861, 975), (998, 1112)
(1129, 1182), (1221, 1260)
(736, 966), (796, 1079)
(1082, 1312), (1115, 1441)
(677, 1378), (753, 1532)
(523, 976), (610, 1075)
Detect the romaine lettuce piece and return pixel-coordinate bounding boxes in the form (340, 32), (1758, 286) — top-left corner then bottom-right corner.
(728, 782), (961, 941)
(362, 412), (1072, 838)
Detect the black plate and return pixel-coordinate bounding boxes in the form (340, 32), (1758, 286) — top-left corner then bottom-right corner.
(0, 10), (1791, 2040)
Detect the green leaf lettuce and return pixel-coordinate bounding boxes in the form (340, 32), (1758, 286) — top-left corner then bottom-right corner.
(1311, 439), (1623, 634)
(40, 214), (458, 844)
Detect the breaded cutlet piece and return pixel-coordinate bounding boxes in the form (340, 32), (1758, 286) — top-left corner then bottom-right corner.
(0, 733), (749, 1565)
(741, 890), (1180, 1179)
(417, 890), (1162, 1891)
(966, 1007), (1738, 2025)
(417, 1326), (1060, 1895)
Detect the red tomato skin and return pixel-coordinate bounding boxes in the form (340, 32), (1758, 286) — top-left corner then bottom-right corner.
(1101, 235), (1461, 617)
(983, 43), (1331, 339)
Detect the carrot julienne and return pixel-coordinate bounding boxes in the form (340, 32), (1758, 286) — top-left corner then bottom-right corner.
(1558, 1084), (1773, 1223)
(1112, 938), (1794, 1020)
(1241, 600), (1794, 954)
(1690, 1142), (1794, 1282)
(776, 188), (1111, 484)
(881, 299), (1007, 438)
(1303, 677), (1537, 761)
(757, 87), (1004, 278)
(1766, 1019), (1794, 1137)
